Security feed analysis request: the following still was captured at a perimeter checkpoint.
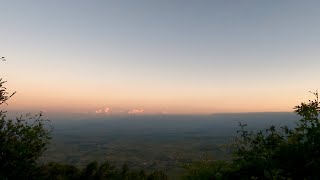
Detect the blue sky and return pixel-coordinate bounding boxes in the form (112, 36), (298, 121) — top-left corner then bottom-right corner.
(1, 1), (320, 114)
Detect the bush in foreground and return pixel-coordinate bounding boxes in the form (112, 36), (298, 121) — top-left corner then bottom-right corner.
(184, 92), (320, 179)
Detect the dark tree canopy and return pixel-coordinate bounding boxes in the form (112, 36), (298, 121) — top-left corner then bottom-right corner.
(231, 91), (320, 179)
(184, 91), (320, 180)
(0, 78), (52, 179)
(0, 78), (15, 105)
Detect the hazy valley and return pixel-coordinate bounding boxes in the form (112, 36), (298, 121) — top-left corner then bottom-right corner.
(42, 113), (297, 178)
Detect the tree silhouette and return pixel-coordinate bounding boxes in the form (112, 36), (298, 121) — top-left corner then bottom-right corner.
(183, 91), (320, 179)
(230, 91), (320, 179)
(0, 60), (52, 180)
(0, 78), (16, 105)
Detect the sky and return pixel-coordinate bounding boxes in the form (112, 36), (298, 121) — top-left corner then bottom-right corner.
(1, 0), (320, 115)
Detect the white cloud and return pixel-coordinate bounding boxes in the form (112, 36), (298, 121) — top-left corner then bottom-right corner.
(128, 108), (144, 114)
(95, 107), (110, 114)
(95, 109), (102, 113)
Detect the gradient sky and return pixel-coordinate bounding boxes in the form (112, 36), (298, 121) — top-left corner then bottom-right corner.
(1, 0), (320, 115)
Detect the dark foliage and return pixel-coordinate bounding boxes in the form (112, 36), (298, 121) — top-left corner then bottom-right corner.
(184, 91), (320, 179)
(37, 161), (167, 180)
(0, 79), (51, 180)
(231, 91), (320, 179)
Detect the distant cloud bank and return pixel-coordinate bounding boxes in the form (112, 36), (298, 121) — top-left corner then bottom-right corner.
(95, 107), (110, 114)
(128, 109), (144, 114)
(95, 107), (144, 115)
